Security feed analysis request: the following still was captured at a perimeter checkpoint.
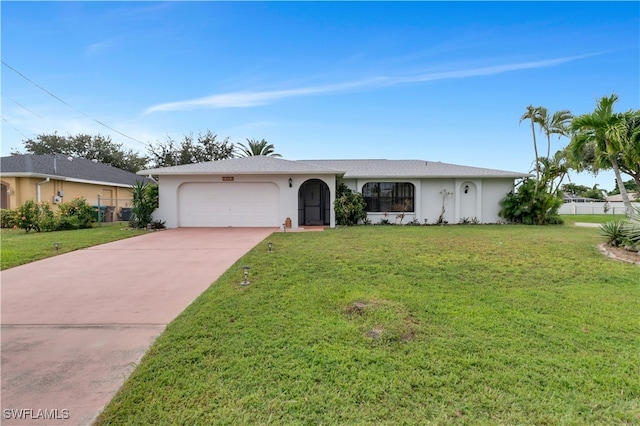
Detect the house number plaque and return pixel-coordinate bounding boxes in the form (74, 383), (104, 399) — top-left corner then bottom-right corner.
(222, 177), (234, 182)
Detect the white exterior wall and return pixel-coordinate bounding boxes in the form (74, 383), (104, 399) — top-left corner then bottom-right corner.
(155, 174), (336, 229)
(480, 179), (515, 223)
(416, 179), (454, 224)
(340, 177), (515, 225)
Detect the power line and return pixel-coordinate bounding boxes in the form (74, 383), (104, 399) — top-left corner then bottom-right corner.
(7, 96), (44, 119)
(1, 60), (148, 146)
(1, 115), (30, 140)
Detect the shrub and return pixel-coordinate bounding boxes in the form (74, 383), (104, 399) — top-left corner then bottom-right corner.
(36, 203), (57, 232)
(621, 207), (640, 251)
(15, 200), (42, 232)
(599, 220), (627, 247)
(130, 181), (159, 229)
(334, 182), (367, 226)
(149, 220), (166, 230)
(1, 209), (17, 228)
(499, 178), (563, 225)
(57, 197), (95, 229)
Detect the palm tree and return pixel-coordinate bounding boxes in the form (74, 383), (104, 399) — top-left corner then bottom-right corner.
(618, 111), (640, 191)
(567, 94), (634, 214)
(535, 107), (573, 158)
(520, 105), (542, 192)
(538, 150), (570, 195)
(235, 139), (282, 158)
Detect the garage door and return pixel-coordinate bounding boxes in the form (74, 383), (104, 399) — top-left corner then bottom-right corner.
(179, 182), (280, 227)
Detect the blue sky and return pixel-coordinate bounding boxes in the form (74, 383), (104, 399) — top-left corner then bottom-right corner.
(2, 1), (638, 190)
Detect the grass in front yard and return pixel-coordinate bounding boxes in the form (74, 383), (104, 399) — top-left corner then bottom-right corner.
(97, 225), (639, 425)
(561, 213), (627, 225)
(0, 223), (146, 270)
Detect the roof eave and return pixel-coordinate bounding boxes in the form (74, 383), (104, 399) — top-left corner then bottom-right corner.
(138, 170), (344, 176)
(343, 174), (531, 179)
(0, 172), (142, 187)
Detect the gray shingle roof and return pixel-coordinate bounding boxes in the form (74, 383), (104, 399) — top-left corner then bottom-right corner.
(300, 159), (529, 178)
(138, 157), (529, 179)
(138, 156), (343, 175)
(0, 154), (153, 186)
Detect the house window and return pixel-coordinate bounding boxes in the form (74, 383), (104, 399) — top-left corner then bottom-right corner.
(362, 182), (415, 212)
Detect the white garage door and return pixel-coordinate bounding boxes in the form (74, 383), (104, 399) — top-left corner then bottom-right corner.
(179, 182), (280, 227)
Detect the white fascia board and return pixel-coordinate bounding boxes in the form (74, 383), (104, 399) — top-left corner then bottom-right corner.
(62, 177), (134, 188)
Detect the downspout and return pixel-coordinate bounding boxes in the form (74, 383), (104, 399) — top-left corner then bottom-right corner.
(36, 178), (50, 203)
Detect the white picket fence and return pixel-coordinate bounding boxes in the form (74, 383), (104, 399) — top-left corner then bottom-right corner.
(559, 201), (634, 215)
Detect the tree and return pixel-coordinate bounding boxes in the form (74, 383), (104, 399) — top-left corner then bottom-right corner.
(235, 138), (281, 157)
(535, 107), (572, 158)
(13, 133), (148, 173)
(567, 94), (635, 214)
(562, 183), (607, 200)
(520, 105), (542, 187)
(538, 150), (570, 196)
(608, 179), (639, 196)
(147, 130), (234, 168)
(568, 111), (640, 193)
(617, 111), (640, 190)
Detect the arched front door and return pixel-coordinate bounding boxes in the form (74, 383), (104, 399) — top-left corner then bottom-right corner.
(298, 179), (330, 226)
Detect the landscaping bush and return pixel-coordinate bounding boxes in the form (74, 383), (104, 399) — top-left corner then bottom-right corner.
(334, 182), (367, 226)
(15, 200), (42, 232)
(130, 181), (158, 229)
(0, 208), (17, 228)
(499, 178), (563, 225)
(600, 207), (640, 251)
(599, 220), (626, 247)
(57, 197), (95, 229)
(8, 198), (94, 233)
(35, 203), (56, 232)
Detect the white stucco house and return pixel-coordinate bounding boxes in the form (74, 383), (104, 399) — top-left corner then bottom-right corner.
(138, 156), (529, 229)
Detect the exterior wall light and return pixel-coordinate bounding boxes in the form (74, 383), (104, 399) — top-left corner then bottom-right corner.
(289, 178), (293, 188)
(241, 265), (251, 286)
(464, 185), (469, 194)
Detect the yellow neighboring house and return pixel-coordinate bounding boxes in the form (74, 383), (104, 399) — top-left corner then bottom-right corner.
(1, 154), (154, 221)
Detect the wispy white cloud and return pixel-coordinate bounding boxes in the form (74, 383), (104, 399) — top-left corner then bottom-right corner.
(86, 40), (114, 55)
(144, 53), (599, 115)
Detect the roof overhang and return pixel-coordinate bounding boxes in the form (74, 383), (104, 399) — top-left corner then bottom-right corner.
(0, 172), (138, 188)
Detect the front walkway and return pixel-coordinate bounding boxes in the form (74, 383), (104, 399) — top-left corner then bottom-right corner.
(1, 228), (275, 425)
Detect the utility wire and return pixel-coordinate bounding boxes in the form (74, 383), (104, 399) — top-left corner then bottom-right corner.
(1, 115), (30, 140)
(1, 60), (148, 146)
(7, 96), (44, 119)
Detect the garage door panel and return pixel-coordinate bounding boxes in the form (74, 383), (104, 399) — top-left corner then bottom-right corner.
(179, 183), (280, 227)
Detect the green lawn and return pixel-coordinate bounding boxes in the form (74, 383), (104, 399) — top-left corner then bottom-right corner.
(561, 214), (627, 225)
(0, 223), (147, 270)
(97, 225), (639, 425)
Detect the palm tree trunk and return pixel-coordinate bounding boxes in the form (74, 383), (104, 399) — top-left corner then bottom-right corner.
(611, 156), (634, 215)
(530, 118), (540, 193)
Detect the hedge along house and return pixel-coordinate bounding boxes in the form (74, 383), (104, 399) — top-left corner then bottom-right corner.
(139, 156), (529, 229)
(0, 154), (154, 220)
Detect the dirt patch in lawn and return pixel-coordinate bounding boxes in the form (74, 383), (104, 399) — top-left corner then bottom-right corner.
(345, 299), (418, 342)
(598, 243), (640, 265)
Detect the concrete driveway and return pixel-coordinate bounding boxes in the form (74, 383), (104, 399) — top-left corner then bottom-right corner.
(1, 228), (276, 425)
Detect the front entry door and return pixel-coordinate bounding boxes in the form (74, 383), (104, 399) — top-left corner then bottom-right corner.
(299, 179), (330, 226)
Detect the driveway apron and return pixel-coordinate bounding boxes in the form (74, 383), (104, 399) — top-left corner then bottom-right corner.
(1, 228), (275, 425)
